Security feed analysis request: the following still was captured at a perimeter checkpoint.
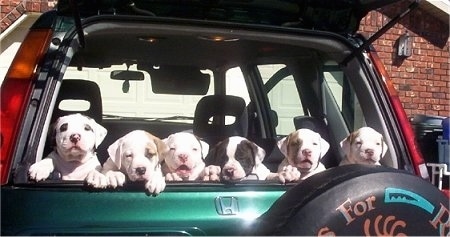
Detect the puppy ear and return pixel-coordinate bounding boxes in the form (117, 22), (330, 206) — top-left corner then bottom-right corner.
(107, 138), (123, 169)
(94, 120), (108, 148)
(340, 134), (352, 156)
(204, 140), (224, 166)
(154, 137), (169, 163)
(381, 137), (388, 158)
(89, 119), (107, 148)
(277, 137), (288, 157)
(319, 136), (330, 159)
(253, 142), (266, 163)
(48, 120), (59, 149)
(199, 140), (209, 159)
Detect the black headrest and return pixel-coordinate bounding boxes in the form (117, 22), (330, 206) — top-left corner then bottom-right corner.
(193, 95), (248, 146)
(293, 116), (329, 141)
(52, 79), (103, 123)
(293, 115), (339, 167)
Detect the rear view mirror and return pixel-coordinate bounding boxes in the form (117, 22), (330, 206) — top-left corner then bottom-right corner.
(140, 65), (210, 95)
(110, 70), (145, 81)
(110, 70), (145, 93)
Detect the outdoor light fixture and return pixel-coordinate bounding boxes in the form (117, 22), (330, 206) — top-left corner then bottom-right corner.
(397, 31), (412, 57)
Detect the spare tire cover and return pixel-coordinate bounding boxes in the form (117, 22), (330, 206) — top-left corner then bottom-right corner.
(247, 165), (449, 236)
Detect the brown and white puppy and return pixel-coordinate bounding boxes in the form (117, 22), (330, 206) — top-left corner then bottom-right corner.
(201, 136), (278, 182)
(277, 128), (330, 183)
(101, 130), (169, 195)
(339, 126), (387, 166)
(162, 132), (209, 181)
(28, 113), (108, 188)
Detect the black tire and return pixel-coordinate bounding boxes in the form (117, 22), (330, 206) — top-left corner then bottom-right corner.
(246, 165), (449, 236)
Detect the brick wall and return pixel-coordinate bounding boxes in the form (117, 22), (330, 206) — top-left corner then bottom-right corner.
(0, 0), (55, 32)
(359, 1), (450, 117)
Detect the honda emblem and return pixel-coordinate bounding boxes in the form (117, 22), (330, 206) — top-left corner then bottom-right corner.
(215, 196), (239, 215)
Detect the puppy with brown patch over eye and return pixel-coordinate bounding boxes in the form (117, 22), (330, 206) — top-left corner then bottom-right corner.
(277, 128), (330, 183)
(339, 126), (387, 166)
(161, 132), (209, 181)
(201, 136), (279, 182)
(101, 130), (169, 195)
(28, 113), (108, 188)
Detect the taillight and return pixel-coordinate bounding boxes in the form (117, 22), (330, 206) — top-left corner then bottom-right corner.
(0, 28), (53, 185)
(368, 50), (428, 179)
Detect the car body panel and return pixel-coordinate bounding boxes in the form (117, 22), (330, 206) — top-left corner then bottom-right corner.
(1, 183), (289, 235)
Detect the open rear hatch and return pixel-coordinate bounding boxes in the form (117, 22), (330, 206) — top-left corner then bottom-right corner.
(57, 0), (420, 62)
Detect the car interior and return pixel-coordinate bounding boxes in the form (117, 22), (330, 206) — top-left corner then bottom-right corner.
(30, 16), (400, 184)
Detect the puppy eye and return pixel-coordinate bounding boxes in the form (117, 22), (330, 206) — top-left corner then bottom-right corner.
(145, 150), (155, 158)
(193, 148), (198, 151)
(84, 124), (93, 131)
(169, 147), (175, 150)
(59, 123), (68, 132)
(356, 141), (362, 145)
(312, 142), (318, 146)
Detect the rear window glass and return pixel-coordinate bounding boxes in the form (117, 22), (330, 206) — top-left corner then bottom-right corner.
(62, 65), (215, 120)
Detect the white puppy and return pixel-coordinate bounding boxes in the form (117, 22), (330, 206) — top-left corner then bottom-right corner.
(277, 128), (330, 182)
(339, 126), (387, 166)
(28, 113), (108, 188)
(101, 130), (168, 195)
(162, 132), (209, 181)
(201, 136), (279, 182)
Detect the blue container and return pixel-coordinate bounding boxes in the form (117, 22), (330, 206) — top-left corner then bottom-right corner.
(442, 117), (449, 140)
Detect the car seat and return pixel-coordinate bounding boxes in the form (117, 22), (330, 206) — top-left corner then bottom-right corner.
(193, 95), (248, 146)
(51, 79), (103, 123)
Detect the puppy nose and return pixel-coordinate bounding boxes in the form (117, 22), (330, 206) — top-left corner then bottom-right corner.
(224, 168), (234, 177)
(365, 149), (374, 156)
(178, 154), (188, 163)
(70, 134), (81, 143)
(302, 149), (312, 156)
(136, 167), (146, 175)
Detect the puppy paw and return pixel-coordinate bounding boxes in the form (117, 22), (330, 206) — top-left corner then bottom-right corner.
(165, 172), (182, 182)
(85, 170), (108, 188)
(145, 175), (166, 195)
(105, 171), (126, 188)
(266, 172), (284, 183)
(201, 165), (221, 181)
(28, 159), (54, 181)
(278, 165), (301, 183)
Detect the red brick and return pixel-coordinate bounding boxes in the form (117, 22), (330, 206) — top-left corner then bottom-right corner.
(420, 92), (433, 98)
(434, 81), (447, 87)
(415, 74), (427, 80)
(420, 80), (433, 86)
(428, 86), (441, 92)
(434, 69), (447, 75)
(434, 57), (449, 63)
(2, 5), (12, 12)
(404, 103), (418, 109)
